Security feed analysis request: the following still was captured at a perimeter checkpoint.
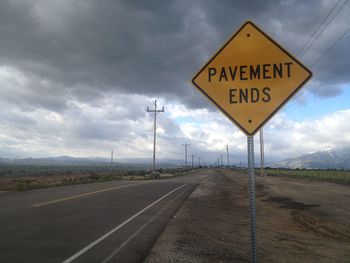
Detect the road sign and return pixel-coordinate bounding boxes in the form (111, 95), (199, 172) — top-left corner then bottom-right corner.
(191, 21), (312, 263)
(192, 21), (312, 136)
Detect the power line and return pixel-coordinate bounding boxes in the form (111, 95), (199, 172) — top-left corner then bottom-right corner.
(282, 78), (335, 114)
(262, 1), (348, 166)
(310, 26), (350, 67)
(297, 0), (342, 56)
(299, 0), (348, 59)
(1, 0), (90, 69)
(283, 26), (350, 114)
(282, 2), (350, 114)
(1, 0), (72, 50)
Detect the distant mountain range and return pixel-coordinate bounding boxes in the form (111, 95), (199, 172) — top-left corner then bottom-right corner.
(0, 156), (185, 168)
(3, 146), (350, 170)
(271, 147), (350, 169)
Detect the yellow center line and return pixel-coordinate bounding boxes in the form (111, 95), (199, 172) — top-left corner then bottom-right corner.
(30, 182), (147, 208)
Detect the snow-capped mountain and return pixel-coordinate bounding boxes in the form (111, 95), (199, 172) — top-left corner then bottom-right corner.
(271, 147), (350, 169)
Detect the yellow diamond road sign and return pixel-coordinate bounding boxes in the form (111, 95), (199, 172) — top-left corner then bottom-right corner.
(192, 21), (312, 136)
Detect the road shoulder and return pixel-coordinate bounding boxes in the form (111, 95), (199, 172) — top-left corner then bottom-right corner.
(146, 169), (350, 263)
(145, 169), (250, 262)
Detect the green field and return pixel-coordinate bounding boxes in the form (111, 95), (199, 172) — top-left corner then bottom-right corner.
(265, 168), (350, 184)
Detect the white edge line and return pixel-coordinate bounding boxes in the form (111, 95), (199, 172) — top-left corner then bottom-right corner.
(62, 183), (187, 263)
(101, 185), (189, 263)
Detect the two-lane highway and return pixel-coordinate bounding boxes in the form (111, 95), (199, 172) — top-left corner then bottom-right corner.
(0, 171), (207, 263)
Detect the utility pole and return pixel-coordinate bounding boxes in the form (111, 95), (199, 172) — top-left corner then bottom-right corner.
(146, 100), (165, 173)
(182, 142), (190, 167)
(191, 154), (196, 168)
(198, 157), (200, 167)
(110, 150), (114, 174)
(220, 155), (223, 167)
(14, 157), (17, 177)
(260, 129), (265, 176)
(226, 144), (230, 168)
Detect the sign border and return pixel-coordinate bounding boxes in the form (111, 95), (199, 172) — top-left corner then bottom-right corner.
(192, 21), (312, 136)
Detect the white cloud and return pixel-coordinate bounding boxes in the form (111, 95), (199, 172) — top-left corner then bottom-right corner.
(263, 110), (350, 162)
(1, 78), (350, 165)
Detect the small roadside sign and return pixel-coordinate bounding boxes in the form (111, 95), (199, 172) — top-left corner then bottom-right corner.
(192, 21), (312, 136)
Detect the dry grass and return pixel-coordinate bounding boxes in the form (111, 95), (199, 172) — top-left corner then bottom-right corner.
(0, 168), (194, 191)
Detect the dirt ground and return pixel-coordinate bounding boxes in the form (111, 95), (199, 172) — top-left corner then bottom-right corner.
(145, 169), (350, 263)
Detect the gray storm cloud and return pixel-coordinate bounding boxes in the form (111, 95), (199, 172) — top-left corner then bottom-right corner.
(0, 0), (349, 109)
(0, 0), (350, 160)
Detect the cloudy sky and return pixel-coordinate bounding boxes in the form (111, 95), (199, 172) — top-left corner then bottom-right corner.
(0, 0), (350, 165)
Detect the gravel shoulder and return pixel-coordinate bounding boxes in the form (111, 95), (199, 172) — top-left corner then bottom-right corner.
(145, 169), (350, 263)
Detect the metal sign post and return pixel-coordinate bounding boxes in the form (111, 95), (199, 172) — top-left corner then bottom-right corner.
(247, 136), (257, 263)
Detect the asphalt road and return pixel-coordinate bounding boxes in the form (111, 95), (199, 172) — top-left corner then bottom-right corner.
(0, 171), (206, 263)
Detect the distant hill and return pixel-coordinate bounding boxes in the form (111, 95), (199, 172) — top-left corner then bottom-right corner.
(271, 147), (350, 169)
(0, 156), (185, 168)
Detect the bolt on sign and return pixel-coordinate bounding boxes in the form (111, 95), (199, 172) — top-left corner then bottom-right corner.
(192, 21), (312, 135)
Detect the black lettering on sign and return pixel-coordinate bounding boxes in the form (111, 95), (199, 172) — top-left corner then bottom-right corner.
(208, 68), (216, 82)
(251, 88), (259, 103)
(219, 67), (228, 82)
(250, 65), (260, 79)
(240, 65), (248, 80)
(239, 88), (249, 103)
(285, 62), (293, 77)
(207, 63), (294, 82)
(229, 89), (237, 103)
(273, 64), (282, 78)
(228, 87), (271, 104)
(262, 87), (271, 102)
(229, 66), (237, 80)
(263, 64), (271, 79)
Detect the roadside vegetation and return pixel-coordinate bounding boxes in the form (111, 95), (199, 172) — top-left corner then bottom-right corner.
(265, 168), (350, 185)
(0, 166), (196, 191)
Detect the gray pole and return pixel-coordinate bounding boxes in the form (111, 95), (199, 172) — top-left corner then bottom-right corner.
(191, 154), (195, 168)
(226, 145), (230, 168)
(146, 100), (165, 173)
(182, 142), (190, 167)
(14, 157), (17, 177)
(110, 150), (113, 174)
(259, 129), (265, 176)
(153, 103), (156, 171)
(247, 136), (257, 263)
